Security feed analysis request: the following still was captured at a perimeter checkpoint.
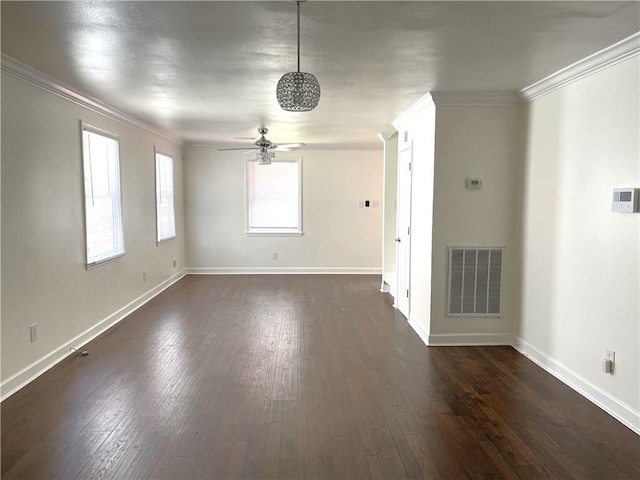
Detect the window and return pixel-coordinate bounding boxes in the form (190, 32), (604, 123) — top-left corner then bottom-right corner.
(246, 157), (302, 236)
(155, 151), (176, 242)
(81, 124), (125, 266)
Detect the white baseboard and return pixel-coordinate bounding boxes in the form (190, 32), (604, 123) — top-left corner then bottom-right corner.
(407, 328), (638, 434)
(5, 273), (637, 436)
(408, 314), (430, 347)
(0, 270), (186, 402)
(428, 333), (513, 346)
(380, 281), (397, 300)
(186, 267), (381, 275)
(512, 336), (639, 435)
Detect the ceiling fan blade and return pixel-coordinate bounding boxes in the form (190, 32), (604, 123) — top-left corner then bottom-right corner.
(217, 147), (256, 151)
(273, 143), (306, 151)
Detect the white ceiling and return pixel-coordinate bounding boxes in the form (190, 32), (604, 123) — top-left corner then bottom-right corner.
(2, 1), (638, 146)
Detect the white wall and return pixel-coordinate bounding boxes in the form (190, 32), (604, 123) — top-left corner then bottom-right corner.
(381, 133), (398, 293)
(392, 96), (437, 342)
(1, 73), (186, 389)
(430, 105), (522, 340)
(519, 57), (639, 426)
(184, 147), (383, 271)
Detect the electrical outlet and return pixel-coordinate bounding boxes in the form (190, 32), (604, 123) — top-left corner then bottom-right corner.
(143, 271), (147, 282)
(173, 259), (177, 268)
(603, 349), (616, 374)
(272, 252), (278, 260)
(606, 349), (615, 363)
(30, 323), (38, 343)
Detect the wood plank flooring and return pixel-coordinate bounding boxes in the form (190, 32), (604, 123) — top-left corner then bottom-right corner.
(2, 275), (638, 479)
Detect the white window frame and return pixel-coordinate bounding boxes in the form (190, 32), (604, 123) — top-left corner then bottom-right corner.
(155, 149), (176, 244)
(81, 123), (125, 268)
(245, 156), (303, 237)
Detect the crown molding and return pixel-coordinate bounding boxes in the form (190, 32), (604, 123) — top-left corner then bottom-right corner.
(1, 54), (183, 145)
(377, 131), (397, 142)
(520, 32), (640, 103)
(430, 91), (520, 106)
(302, 144), (383, 151)
(392, 92), (435, 130)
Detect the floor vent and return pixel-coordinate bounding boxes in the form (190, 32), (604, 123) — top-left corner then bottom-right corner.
(447, 247), (503, 317)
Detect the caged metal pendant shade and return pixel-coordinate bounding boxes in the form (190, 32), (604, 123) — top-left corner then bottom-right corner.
(277, 0), (320, 112)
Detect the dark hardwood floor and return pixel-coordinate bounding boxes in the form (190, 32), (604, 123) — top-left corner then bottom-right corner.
(2, 275), (638, 479)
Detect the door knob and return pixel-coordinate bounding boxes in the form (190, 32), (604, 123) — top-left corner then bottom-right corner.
(395, 237), (401, 242)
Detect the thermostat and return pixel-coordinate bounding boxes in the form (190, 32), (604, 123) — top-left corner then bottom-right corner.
(612, 188), (639, 213)
(466, 178), (482, 190)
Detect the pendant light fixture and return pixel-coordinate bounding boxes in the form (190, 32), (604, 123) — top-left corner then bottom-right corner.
(276, 0), (320, 112)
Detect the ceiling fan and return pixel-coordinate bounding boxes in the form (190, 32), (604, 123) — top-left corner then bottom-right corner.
(217, 127), (305, 165)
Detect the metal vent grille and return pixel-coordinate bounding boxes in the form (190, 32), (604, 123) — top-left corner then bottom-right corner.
(447, 247), (503, 317)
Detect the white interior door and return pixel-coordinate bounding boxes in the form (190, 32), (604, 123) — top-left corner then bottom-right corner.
(396, 143), (412, 319)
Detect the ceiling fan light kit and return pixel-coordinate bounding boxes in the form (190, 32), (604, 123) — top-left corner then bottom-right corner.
(217, 127), (305, 165)
(255, 146), (275, 165)
(277, 0), (320, 112)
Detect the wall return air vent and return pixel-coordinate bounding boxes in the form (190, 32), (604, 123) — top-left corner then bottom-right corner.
(447, 247), (503, 317)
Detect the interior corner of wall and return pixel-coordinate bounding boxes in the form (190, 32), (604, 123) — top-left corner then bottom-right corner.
(408, 312), (430, 347)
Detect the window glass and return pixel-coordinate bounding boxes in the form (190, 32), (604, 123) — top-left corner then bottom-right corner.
(155, 152), (176, 242)
(247, 158), (302, 235)
(82, 125), (125, 266)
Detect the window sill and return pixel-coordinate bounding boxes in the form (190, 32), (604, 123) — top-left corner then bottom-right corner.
(157, 235), (176, 246)
(86, 252), (125, 270)
(246, 231), (303, 237)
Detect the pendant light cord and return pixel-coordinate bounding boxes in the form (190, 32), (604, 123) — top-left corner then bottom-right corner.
(297, 1), (301, 73)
